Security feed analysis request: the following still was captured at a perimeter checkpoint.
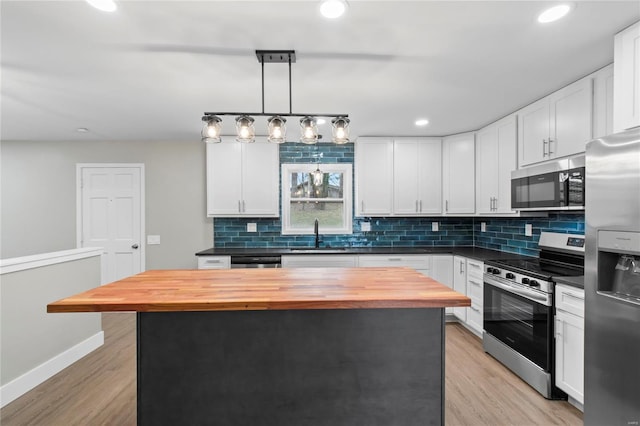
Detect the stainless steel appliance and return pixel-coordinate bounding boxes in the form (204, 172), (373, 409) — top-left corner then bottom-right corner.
(230, 255), (282, 268)
(511, 155), (585, 211)
(585, 127), (640, 425)
(483, 232), (585, 399)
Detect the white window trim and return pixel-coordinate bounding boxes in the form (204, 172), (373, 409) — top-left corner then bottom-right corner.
(281, 163), (353, 235)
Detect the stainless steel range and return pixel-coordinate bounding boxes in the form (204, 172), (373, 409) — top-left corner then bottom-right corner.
(483, 231), (585, 399)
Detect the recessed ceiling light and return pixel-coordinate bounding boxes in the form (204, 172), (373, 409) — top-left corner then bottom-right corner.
(317, 118), (327, 125)
(86, 0), (117, 13)
(415, 119), (429, 127)
(537, 4), (573, 24)
(76, 128), (90, 133)
(320, 0), (348, 19)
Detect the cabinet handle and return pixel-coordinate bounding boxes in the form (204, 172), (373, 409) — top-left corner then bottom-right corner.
(388, 258), (403, 261)
(542, 139), (548, 157)
(469, 279), (481, 286)
(242, 200), (246, 212)
(419, 200), (422, 212)
(446, 200), (449, 212)
(470, 306), (480, 313)
(548, 138), (554, 155)
(361, 201), (364, 212)
(494, 197), (498, 211)
(206, 260), (222, 264)
(238, 200), (242, 213)
(469, 263), (481, 269)
(563, 292), (584, 301)
(459, 262), (464, 273)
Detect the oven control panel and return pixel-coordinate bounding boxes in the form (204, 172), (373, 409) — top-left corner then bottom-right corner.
(484, 265), (553, 294)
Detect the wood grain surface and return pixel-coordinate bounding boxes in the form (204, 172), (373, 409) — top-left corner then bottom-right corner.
(47, 267), (471, 313)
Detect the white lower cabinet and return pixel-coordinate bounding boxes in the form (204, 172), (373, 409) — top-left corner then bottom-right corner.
(430, 255), (454, 314)
(281, 255), (358, 268)
(555, 284), (585, 407)
(197, 255), (231, 269)
(452, 256), (467, 321)
(357, 254), (431, 273)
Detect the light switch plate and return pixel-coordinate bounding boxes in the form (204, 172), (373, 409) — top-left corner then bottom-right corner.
(147, 235), (160, 245)
(247, 223), (257, 232)
(361, 222), (371, 232)
(525, 223), (533, 237)
(481, 222), (487, 232)
(432, 222), (439, 232)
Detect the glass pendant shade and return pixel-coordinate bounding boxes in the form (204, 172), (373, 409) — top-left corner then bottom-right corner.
(235, 115), (255, 143)
(331, 116), (350, 144)
(311, 165), (324, 186)
(300, 116), (318, 144)
(267, 116), (287, 144)
(201, 115), (222, 143)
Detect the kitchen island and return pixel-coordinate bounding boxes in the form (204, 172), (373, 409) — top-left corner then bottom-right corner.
(48, 267), (470, 426)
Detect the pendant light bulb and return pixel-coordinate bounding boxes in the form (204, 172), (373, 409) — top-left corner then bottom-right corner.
(312, 165), (324, 186)
(267, 116), (287, 144)
(331, 116), (350, 144)
(300, 116), (318, 144)
(235, 115), (255, 143)
(201, 115), (222, 143)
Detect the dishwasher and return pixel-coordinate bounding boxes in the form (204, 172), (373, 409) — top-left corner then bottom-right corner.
(230, 255), (282, 269)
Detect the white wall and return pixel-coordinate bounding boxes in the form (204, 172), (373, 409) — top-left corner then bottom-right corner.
(0, 140), (213, 269)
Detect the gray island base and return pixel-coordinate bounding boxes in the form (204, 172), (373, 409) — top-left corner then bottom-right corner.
(137, 308), (445, 425)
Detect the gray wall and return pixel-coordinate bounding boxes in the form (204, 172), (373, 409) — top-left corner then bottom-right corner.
(0, 140), (212, 269)
(1, 255), (102, 385)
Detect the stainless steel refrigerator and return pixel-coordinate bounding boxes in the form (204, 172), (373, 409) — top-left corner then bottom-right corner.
(585, 127), (640, 425)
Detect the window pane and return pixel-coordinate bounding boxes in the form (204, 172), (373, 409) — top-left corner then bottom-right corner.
(289, 202), (345, 228)
(290, 172), (343, 199)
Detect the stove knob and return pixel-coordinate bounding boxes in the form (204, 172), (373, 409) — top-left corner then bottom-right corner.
(506, 272), (515, 279)
(492, 268), (501, 275)
(529, 280), (540, 287)
(522, 277), (530, 285)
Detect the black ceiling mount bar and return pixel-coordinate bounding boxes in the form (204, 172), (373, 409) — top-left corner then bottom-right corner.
(204, 49), (348, 119)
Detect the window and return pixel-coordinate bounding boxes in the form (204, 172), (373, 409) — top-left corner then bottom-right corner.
(281, 163), (352, 235)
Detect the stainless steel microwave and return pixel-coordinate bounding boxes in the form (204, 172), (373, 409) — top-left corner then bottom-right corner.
(511, 155), (585, 211)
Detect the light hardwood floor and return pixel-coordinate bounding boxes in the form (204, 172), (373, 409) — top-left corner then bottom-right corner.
(1, 313), (582, 425)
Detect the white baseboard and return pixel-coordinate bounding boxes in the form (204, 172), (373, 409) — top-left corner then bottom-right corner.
(0, 331), (104, 408)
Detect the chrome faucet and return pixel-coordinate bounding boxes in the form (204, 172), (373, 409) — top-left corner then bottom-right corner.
(314, 218), (320, 248)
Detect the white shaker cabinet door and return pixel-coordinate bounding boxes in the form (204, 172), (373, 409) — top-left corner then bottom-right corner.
(355, 137), (393, 216)
(206, 141), (243, 216)
(241, 139), (279, 216)
(393, 139), (421, 215)
(518, 98), (550, 167)
(475, 124), (498, 214)
(549, 77), (593, 159)
(417, 139), (443, 214)
(495, 116), (517, 214)
(443, 133), (475, 214)
(614, 21), (640, 132)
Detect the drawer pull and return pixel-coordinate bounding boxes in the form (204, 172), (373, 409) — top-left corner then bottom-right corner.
(470, 306), (480, 312)
(469, 280), (481, 286)
(206, 260), (222, 264)
(469, 263), (481, 268)
(563, 292), (584, 301)
(388, 258), (403, 261)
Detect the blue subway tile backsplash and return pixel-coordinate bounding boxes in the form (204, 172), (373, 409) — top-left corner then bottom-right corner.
(212, 142), (585, 256)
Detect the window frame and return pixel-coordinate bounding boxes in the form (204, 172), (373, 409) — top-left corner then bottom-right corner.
(281, 163), (353, 235)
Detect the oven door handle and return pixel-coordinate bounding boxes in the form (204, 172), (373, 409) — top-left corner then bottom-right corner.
(484, 276), (552, 306)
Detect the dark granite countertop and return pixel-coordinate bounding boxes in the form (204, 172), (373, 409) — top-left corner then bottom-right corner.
(195, 246), (529, 262)
(553, 275), (584, 289)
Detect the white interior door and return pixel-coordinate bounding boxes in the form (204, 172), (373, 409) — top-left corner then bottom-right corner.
(78, 165), (144, 284)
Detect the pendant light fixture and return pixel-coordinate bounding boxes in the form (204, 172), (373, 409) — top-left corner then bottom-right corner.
(201, 50), (349, 145)
(201, 115), (222, 143)
(331, 116), (350, 144)
(267, 116), (286, 144)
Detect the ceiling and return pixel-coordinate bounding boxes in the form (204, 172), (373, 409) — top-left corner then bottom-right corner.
(2, 1), (639, 143)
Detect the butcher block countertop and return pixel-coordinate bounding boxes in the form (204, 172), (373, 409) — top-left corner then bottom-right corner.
(47, 267), (471, 313)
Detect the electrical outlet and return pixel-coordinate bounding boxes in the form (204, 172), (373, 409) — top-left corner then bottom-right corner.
(361, 222), (371, 232)
(247, 223), (257, 232)
(432, 222), (439, 232)
(481, 222), (486, 232)
(147, 235), (160, 245)
(525, 223), (533, 237)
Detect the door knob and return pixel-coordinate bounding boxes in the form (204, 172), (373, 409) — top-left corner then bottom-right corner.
(132, 244), (139, 249)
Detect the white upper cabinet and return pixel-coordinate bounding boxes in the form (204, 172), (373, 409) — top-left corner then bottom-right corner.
(355, 137), (394, 216)
(476, 115), (517, 215)
(393, 138), (442, 215)
(443, 133), (475, 214)
(206, 137), (279, 217)
(614, 21), (640, 132)
(593, 64), (614, 139)
(518, 77), (593, 166)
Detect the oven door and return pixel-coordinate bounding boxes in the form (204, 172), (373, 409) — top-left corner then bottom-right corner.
(483, 275), (553, 371)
